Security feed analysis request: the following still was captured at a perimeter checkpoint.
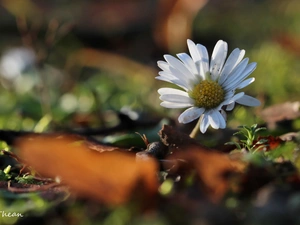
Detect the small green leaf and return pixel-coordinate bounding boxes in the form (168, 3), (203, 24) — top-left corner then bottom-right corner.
(255, 127), (267, 133)
(225, 141), (241, 150)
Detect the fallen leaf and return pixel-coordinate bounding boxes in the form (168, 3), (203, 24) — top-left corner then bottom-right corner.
(16, 135), (158, 206)
(159, 125), (245, 202)
(260, 101), (300, 129)
(280, 132), (300, 142)
(165, 147), (244, 202)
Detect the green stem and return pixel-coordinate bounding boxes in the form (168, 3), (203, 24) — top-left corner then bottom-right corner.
(189, 117), (201, 138)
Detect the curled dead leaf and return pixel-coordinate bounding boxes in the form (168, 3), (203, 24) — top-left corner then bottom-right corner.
(260, 101), (300, 129)
(165, 147), (245, 202)
(158, 125), (245, 202)
(16, 135), (158, 206)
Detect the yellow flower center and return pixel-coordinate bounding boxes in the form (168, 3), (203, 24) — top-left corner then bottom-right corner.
(189, 80), (225, 109)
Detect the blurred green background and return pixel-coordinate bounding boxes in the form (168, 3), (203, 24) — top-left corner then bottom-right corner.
(0, 0), (299, 133)
(0, 1), (300, 224)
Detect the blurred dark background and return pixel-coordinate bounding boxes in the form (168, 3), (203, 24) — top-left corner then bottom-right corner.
(0, 0), (299, 133)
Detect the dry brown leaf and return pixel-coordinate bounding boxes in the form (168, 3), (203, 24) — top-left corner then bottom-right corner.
(165, 147), (245, 202)
(16, 135), (158, 206)
(159, 125), (245, 202)
(260, 101), (300, 129)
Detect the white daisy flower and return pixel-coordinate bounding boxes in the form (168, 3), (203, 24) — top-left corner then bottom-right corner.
(156, 39), (260, 133)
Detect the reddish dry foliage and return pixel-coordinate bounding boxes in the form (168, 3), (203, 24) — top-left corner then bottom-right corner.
(16, 135), (158, 206)
(14, 125), (247, 207)
(254, 136), (284, 151)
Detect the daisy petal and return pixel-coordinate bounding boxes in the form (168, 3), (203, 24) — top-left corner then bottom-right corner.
(196, 44), (209, 63)
(224, 90), (234, 101)
(157, 60), (171, 72)
(158, 61), (192, 90)
(160, 101), (193, 108)
(224, 62), (257, 91)
(160, 94), (194, 104)
(236, 77), (255, 89)
(232, 92), (244, 101)
(219, 48), (245, 84)
(156, 74), (188, 91)
(200, 114), (210, 133)
(217, 111), (226, 128)
(164, 55), (196, 82)
(208, 111), (220, 129)
(220, 109), (227, 121)
(236, 95), (260, 106)
(177, 53), (198, 76)
(158, 87), (188, 95)
(187, 39), (201, 62)
(221, 58), (249, 87)
(226, 102), (235, 111)
(158, 70), (192, 91)
(178, 107), (205, 124)
(155, 71), (189, 91)
(223, 92), (244, 105)
(196, 44), (209, 77)
(210, 40), (228, 81)
(157, 71), (176, 80)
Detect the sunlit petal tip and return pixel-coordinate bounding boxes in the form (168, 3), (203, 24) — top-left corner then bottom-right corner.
(216, 40), (225, 45)
(163, 54), (174, 63)
(237, 77), (255, 89)
(157, 60), (164, 65)
(187, 39), (195, 45)
(157, 60), (167, 68)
